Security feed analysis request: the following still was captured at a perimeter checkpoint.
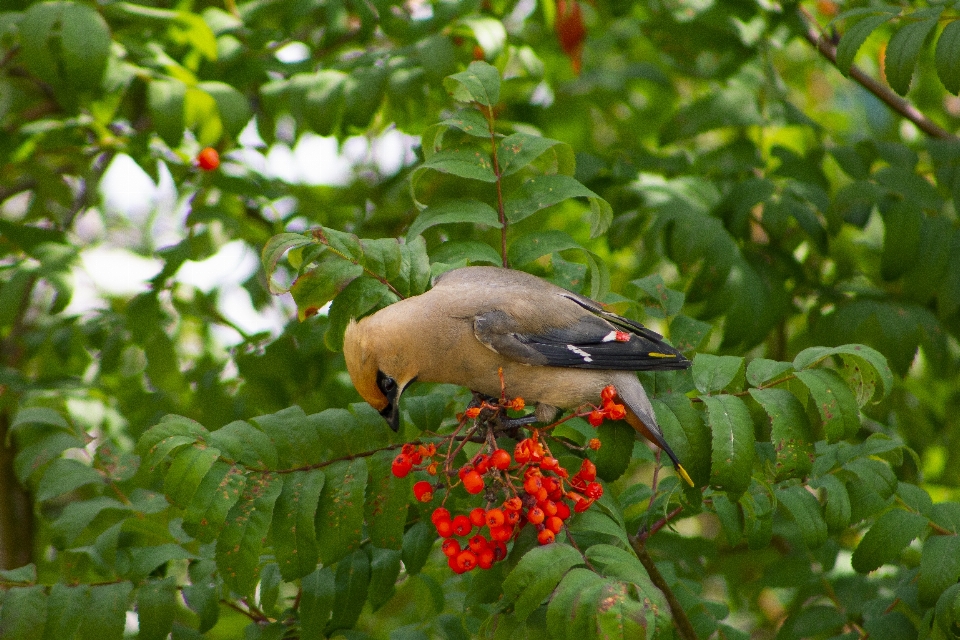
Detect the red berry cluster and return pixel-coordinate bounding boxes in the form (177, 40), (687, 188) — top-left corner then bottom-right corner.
(587, 385), (627, 427)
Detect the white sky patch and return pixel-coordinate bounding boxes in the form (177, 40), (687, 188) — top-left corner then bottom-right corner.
(175, 240), (259, 293)
(275, 41), (310, 63)
(295, 134), (353, 186)
(64, 245), (163, 316)
(99, 154), (158, 225)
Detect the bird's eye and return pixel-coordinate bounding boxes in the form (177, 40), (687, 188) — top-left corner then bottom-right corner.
(377, 372), (397, 394)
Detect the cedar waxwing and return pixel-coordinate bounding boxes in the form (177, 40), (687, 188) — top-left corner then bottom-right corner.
(343, 266), (693, 485)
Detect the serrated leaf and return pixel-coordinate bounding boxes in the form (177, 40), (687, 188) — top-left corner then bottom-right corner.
(507, 230), (581, 267)
(935, 19), (960, 94)
(631, 274), (685, 318)
(711, 492), (743, 547)
(367, 547), (402, 612)
(137, 577), (177, 640)
(745, 359), (794, 387)
(885, 12), (940, 96)
(182, 462), (247, 542)
(271, 470), (325, 581)
(504, 174), (598, 224)
(0, 585), (46, 640)
(183, 560), (219, 633)
(793, 344), (892, 404)
(546, 568), (606, 639)
(814, 474), (852, 532)
(397, 235), (432, 297)
(437, 109), (491, 137)
(300, 566), (336, 640)
(207, 420), (278, 469)
(776, 484), (827, 548)
(919, 535), (960, 607)
(216, 472), (282, 595)
(669, 314), (712, 352)
(79, 581), (132, 640)
(851, 508), (928, 573)
(43, 583), (88, 640)
(504, 544), (584, 623)
(748, 388), (814, 480)
(594, 581), (658, 639)
(35, 458), (104, 502)
(252, 406), (324, 468)
(443, 60), (500, 106)
(594, 422), (634, 482)
(261, 233), (314, 294)
(497, 133), (573, 177)
(795, 369), (860, 442)
(652, 394), (711, 487)
(702, 395), (755, 496)
(692, 354), (745, 394)
(400, 521), (434, 576)
(163, 445), (221, 507)
(430, 240), (504, 267)
(11, 406), (71, 433)
(328, 549), (371, 632)
(405, 199), (501, 242)
(584, 545), (661, 600)
(836, 13), (897, 75)
(569, 509), (630, 549)
(315, 459), (368, 565)
(364, 450), (408, 550)
(137, 415), (207, 460)
(290, 260), (364, 321)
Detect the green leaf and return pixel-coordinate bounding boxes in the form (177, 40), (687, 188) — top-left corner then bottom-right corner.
(813, 474), (852, 532)
(748, 388), (814, 480)
(880, 200), (923, 280)
(711, 492), (743, 546)
(630, 274), (684, 318)
(795, 369), (860, 442)
(183, 560), (219, 633)
(497, 134), (573, 177)
(885, 11), (941, 96)
(568, 509), (630, 549)
(147, 78), (187, 147)
(35, 458), (103, 502)
(594, 422), (634, 482)
(776, 484), (827, 548)
(416, 148), (498, 183)
(504, 174), (595, 224)
(430, 240), (504, 267)
(60, 2), (111, 91)
(545, 568), (606, 639)
(300, 566), (336, 640)
(443, 61), (500, 107)
(503, 544), (584, 623)
(11, 406), (71, 434)
(669, 314), (712, 352)
(198, 81), (251, 137)
(792, 344), (893, 405)
(367, 547), (402, 612)
(401, 521), (435, 576)
(0, 585), (47, 640)
(836, 13), (897, 75)
(702, 395), (755, 496)
(19, 2), (62, 86)
(136, 577), (177, 640)
(851, 508), (928, 573)
(137, 415), (207, 462)
(436, 109), (491, 138)
(935, 19), (960, 94)
(163, 445), (221, 507)
(745, 359), (793, 387)
(271, 470), (325, 581)
(328, 549), (371, 632)
(315, 459), (368, 565)
(507, 230), (582, 267)
(252, 406), (324, 467)
(261, 232), (315, 294)
(290, 260), (364, 321)
(364, 450), (409, 550)
(919, 535), (960, 607)
(584, 544), (661, 599)
(79, 581), (132, 640)
(935, 583), (960, 637)
(692, 354), (745, 394)
(652, 394), (711, 487)
(43, 583), (88, 640)
(405, 199), (501, 242)
(216, 472), (283, 595)
(207, 420), (278, 469)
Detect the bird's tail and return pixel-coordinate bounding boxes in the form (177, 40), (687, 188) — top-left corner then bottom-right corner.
(616, 383), (694, 487)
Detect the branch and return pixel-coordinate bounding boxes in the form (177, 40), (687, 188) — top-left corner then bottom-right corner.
(797, 7), (955, 140)
(629, 536), (698, 640)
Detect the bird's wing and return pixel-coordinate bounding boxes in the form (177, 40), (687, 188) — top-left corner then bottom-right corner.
(473, 295), (689, 371)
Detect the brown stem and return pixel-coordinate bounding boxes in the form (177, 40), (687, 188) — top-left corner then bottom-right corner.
(798, 7), (955, 140)
(629, 536), (698, 640)
(485, 107), (509, 268)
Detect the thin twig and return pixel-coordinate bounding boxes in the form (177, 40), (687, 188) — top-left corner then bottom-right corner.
(798, 6), (955, 140)
(629, 536), (698, 640)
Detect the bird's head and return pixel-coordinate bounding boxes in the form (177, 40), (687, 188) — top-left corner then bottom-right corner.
(343, 317), (418, 431)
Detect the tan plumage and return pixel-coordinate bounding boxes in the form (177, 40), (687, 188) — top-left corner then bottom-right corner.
(343, 266), (693, 485)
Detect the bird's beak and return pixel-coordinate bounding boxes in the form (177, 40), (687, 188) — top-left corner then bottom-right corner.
(380, 399), (400, 431)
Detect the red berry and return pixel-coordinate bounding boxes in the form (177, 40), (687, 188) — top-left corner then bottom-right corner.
(545, 516), (563, 533)
(527, 506), (545, 525)
(449, 554), (465, 574)
(465, 407), (481, 419)
(523, 475), (542, 495)
(473, 454), (490, 474)
(588, 410), (604, 427)
(457, 464), (474, 480)
(490, 448), (511, 470)
(452, 514), (472, 536)
(505, 509), (521, 527)
(196, 147), (220, 171)
(436, 519), (454, 538)
(469, 507), (487, 528)
(485, 508), (505, 528)
(574, 498), (593, 513)
(413, 481), (434, 503)
(392, 454), (413, 478)
(540, 500), (558, 517)
(538, 528), (556, 545)
(606, 403), (626, 421)
(442, 538), (461, 557)
(455, 549), (478, 572)
(503, 497), (523, 512)
(584, 482), (603, 500)
(514, 441), (532, 464)
(493, 540), (508, 561)
(600, 385), (617, 403)
(579, 459), (597, 482)
(431, 507), (450, 525)
(477, 546), (496, 569)
(468, 535), (489, 553)
(541, 457), (559, 472)
(588, 438), (601, 450)
(462, 470), (485, 495)
(555, 501), (571, 520)
(490, 524), (513, 542)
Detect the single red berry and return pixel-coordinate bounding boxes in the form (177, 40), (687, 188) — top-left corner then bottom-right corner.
(477, 546), (496, 569)
(538, 528), (556, 545)
(485, 508), (505, 528)
(465, 407), (481, 419)
(584, 482), (603, 500)
(493, 540), (508, 561)
(473, 454), (490, 474)
(503, 497), (523, 512)
(540, 500), (558, 517)
(489, 524), (513, 542)
(541, 457), (559, 472)
(436, 519), (454, 538)
(588, 410), (604, 427)
(545, 516), (564, 533)
(431, 507), (451, 525)
(457, 464), (474, 480)
(523, 475), (542, 495)
(452, 514), (472, 536)
(505, 509), (521, 527)
(514, 440), (532, 464)
(527, 506), (545, 525)
(574, 498), (594, 513)
(468, 534), (489, 553)
(196, 147), (220, 171)
(579, 459), (597, 482)
(462, 470), (485, 495)
(455, 549), (478, 572)
(469, 507), (487, 528)
(606, 403), (626, 421)
(600, 385), (617, 403)
(555, 501), (571, 520)
(490, 448), (511, 470)
(448, 554), (465, 574)
(442, 538), (461, 557)
(392, 454), (413, 478)
(588, 438), (601, 450)
(413, 481), (434, 503)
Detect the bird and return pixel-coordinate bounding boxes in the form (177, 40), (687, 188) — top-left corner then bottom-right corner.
(342, 266), (693, 486)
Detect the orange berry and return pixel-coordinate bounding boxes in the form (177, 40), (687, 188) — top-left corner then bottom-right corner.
(442, 538), (461, 557)
(452, 514), (472, 536)
(426, 461), (438, 476)
(541, 457), (559, 472)
(606, 403), (626, 421)
(514, 440), (532, 464)
(485, 508), (506, 528)
(473, 453), (490, 474)
(527, 506), (545, 525)
(588, 438), (601, 450)
(431, 507), (450, 525)
(468, 534), (489, 553)
(600, 385), (617, 403)
(505, 509), (521, 527)
(196, 147), (220, 171)
(465, 407), (481, 419)
(579, 459), (597, 482)
(391, 454), (413, 478)
(456, 549), (478, 572)
(538, 528), (556, 545)
(545, 516), (563, 533)
(503, 497), (523, 511)
(477, 546), (496, 569)
(436, 519), (454, 538)
(556, 501), (571, 520)
(490, 449), (511, 470)
(540, 500), (558, 517)
(462, 470), (485, 495)
(413, 481), (434, 502)
(588, 410), (604, 427)
(490, 524), (513, 542)
(469, 507), (487, 528)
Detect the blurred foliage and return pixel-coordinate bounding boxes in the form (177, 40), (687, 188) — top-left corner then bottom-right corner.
(4, 0), (960, 638)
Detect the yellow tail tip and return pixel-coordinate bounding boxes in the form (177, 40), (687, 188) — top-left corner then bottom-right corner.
(676, 464), (694, 487)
